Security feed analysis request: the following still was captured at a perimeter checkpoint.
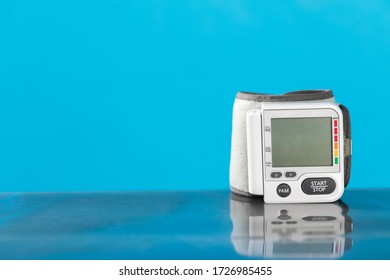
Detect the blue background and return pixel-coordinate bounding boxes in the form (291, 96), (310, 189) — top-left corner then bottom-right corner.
(0, 1), (389, 192)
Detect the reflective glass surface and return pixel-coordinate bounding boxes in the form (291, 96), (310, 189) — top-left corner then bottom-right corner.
(0, 189), (388, 259)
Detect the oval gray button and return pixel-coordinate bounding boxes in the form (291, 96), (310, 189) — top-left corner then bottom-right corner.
(301, 178), (336, 195)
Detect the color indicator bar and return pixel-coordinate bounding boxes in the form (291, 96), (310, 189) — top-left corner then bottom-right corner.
(334, 119), (339, 165)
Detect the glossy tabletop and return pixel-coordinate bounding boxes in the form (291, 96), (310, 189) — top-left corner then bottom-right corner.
(0, 189), (388, 259)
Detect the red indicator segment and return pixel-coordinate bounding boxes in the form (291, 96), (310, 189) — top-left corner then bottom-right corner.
(334, 119), (338, 127)
(334, 135), (338, 142)
(334, 127), (338, 135)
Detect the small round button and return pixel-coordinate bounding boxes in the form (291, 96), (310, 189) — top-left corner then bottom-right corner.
(276, 184), (291, 198)
(271, 172), (283, 178)
(285, 172), (296, 178)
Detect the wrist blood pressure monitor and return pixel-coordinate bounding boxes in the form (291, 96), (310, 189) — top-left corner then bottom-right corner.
(229, 90), (352, 203)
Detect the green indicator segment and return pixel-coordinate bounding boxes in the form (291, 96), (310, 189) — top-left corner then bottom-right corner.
(335, 158), (339, 164)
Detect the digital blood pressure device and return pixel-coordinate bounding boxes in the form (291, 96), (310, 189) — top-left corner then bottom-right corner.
(229, 90), (352, 203)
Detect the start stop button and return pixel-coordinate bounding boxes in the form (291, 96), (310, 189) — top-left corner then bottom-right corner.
(301, 178), (336, 195)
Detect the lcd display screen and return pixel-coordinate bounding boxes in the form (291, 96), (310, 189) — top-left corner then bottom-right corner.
(271, 117), (332, 167)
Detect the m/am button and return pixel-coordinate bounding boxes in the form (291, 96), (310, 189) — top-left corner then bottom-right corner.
(276, 184), (291, 198)
(285, 172), (296, 178)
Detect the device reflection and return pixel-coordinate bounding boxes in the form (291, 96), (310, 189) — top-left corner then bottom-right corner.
(230, 193), (353, 259)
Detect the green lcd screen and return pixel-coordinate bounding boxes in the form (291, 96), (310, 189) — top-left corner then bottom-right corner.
(271, 117), (332, 167)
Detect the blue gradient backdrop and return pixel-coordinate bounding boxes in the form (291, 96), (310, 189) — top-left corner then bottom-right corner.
(0, 1), (389, 191)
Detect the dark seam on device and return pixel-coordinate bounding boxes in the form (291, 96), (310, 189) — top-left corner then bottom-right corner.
(236, 89), (334, 102)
